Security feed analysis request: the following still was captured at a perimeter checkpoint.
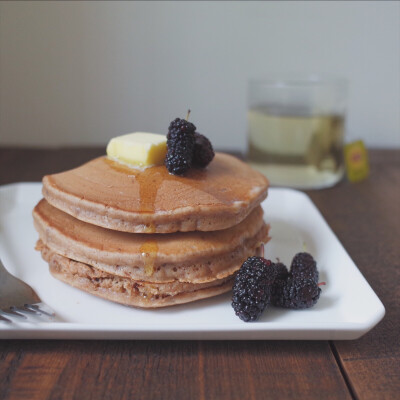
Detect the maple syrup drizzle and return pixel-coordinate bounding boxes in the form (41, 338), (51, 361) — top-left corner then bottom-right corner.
(140, 241), (158, 276)
(104, 157), (236, 215)
(143, 222), (156, 233)
(137, 168), (163, 213)
(104, 158), (165, 214)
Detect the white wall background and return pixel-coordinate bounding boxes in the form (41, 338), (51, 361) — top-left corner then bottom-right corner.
(0, 1), (399, 149)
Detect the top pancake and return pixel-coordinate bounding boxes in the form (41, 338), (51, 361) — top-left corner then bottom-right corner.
(42, 153), (268, 233)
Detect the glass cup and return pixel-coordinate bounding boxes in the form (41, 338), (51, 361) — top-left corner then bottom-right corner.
(247, 75), (348, 189)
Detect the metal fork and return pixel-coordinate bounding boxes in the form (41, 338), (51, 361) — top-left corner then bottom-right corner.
(0, 258), (55, 322)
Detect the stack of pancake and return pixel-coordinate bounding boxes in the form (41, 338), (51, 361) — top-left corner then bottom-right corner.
(33, 153), (269, 308)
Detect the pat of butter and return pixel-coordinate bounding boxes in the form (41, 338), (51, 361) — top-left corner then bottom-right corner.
(106, 132), (167, 167)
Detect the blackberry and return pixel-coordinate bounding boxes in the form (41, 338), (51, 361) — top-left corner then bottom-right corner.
(165, 117), (196, 175)
(192, 132), (215, 168)
(167, 117), (196, 140)
(274, 262), (289, 279)
(164, 150), (190, 175)
(271, 275), (321, 309)
(290, 252), (318, 283)
(232, 257), (279, 322)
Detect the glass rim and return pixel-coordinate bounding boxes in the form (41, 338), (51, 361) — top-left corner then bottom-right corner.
(249, 74), (348, 88)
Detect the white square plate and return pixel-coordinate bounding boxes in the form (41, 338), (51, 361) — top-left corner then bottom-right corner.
(0, 183), (384, 340)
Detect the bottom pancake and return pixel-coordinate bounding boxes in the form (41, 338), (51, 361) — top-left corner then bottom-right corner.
(39, 244), (235, 308)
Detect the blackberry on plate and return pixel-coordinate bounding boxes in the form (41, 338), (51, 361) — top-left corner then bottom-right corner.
(290, 252), (319, 283)
(232, 257), (279, 322)
(192, 132), (215, 168)
(165, 116), (196, 175)
(271, 275), (321, 309)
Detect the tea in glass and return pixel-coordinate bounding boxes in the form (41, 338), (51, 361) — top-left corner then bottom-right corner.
(247, 77), (347, 189)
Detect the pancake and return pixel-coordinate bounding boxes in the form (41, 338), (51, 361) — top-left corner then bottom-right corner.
(42, 153), (269, 233)
(33, 199), (270, 284)
(39, 244), (234, 308)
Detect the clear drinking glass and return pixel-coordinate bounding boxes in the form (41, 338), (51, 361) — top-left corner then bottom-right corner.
(247, 75), (348, 189)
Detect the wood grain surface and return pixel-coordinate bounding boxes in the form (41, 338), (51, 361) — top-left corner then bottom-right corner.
(0, 147), (398, 400)
(0, 341), (351, 400)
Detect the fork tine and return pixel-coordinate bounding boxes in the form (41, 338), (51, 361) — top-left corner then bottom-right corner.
(0, 314), (12, 322)
(4, 308), (28, 319)
(11, 306), (38, 315)
(24, 304), (55, 317)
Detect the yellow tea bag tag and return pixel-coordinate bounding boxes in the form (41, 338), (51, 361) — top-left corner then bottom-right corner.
(344, 140), (370, 182)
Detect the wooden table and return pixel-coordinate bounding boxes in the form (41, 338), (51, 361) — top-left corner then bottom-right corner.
(0, 147), (398, 400)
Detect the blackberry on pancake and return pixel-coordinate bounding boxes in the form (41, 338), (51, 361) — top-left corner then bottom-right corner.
(192, 132), (214, 168)
(165, 117), (196, 175)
